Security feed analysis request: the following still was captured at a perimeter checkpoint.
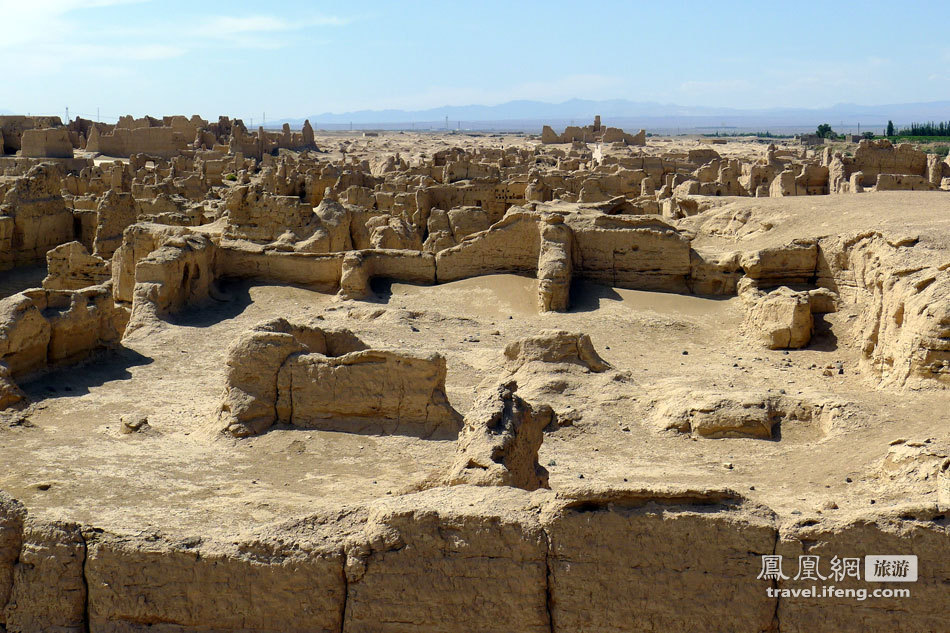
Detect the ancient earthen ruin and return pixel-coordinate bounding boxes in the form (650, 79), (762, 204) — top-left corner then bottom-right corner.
(0, 112), (947, 632)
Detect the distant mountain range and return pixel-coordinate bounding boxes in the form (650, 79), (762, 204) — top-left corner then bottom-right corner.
(275, 99), (950, 133)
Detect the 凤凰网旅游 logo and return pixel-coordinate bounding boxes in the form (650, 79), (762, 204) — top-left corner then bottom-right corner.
(757, 554), (916, 601)
(757, 554), (917, 583)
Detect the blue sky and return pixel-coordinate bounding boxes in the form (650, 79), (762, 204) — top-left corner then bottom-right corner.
(2, 0), (949, 121)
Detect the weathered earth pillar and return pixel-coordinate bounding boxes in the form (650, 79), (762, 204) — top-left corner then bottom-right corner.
(537, 214), (573, 312)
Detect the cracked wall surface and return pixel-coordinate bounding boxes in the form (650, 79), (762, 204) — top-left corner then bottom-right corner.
(2, 487), (946, 633)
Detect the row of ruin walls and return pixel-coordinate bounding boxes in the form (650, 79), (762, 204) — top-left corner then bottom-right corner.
(0, 164), (74, 270)
(86, 126), (190, 160)
(683, 227), (949, 387)
(541, 123), (646, 146)
(1, 486), (947, 632)
(214, 246), (343, 289)
(110, 224), (217, 334)
(433, 209), (692, 291)
(18, 128), (73, 159)
(40, 200), (947, 394)
(0, 117), (63, 154)
(218, 318), (461, 437)
(817, 232), (950, 387)
(0, 282), (128, 408)
(434, 211), (542, 281)
(0, 156), (93, 177)
(569, 214), (692, 291)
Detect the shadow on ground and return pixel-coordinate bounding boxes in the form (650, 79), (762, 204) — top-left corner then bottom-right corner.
(172, 279), (256, 328)
(21, 346), (153, 402)
(0, 265), (47, 300)
(568, 281), (625, 313)
(369, 277), (442, 304)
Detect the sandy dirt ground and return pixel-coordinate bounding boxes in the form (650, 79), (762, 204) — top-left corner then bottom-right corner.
(1, 268), (945, 540)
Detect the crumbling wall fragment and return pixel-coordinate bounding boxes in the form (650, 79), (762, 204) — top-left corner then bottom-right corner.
(445, 381), (552, 491)
(220, 319), (460, 437)
(537, 214), (573, 312)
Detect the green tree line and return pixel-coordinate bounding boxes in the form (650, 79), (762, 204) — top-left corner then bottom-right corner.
(885, 120), (950, 137)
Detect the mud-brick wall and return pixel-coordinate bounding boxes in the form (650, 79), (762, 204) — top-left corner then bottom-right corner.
(1, 487), (948, 633)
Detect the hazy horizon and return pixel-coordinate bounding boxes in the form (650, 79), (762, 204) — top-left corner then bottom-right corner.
(3, 0), (949, 123)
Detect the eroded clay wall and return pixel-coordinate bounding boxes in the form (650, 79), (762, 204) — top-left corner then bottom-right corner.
(1, 487), (946, 633)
